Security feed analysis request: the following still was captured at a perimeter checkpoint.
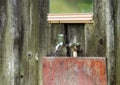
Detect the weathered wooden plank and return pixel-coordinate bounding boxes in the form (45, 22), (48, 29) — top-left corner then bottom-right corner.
(85, 24), (96, 56)
(43, 57), (107, 85)
(0, 0), (21, 85)
(0, 0), (6, 83)
(93, 0), (106, 57)
(20, 0), (30, 85)
(105, 1), (115, 85)
(67, 24), (85, 57)
(20, 0), (42, 85)
(94, 0), (115, 85)
(115, 0), (120, 85)
(38, 0), (49, 85)
(47, 13), (93, 23)
(47, 24), (66, 56)
(0, 0), (48, 84)
(0, 0), (48, 85)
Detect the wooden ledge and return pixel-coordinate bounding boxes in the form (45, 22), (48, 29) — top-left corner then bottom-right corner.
(47, 13), (93, 24)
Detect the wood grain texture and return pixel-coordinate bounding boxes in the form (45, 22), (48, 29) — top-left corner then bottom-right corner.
(20, 0), (40, 85)
(43, 57), (107, 85)
(47, 24), (66, 56)
(0, 0), (21, 84)
(85, 24), (96, 56)
(105, 1), (115, 85)
(67, 24), (85, 57)
(38, 0), (49, 85)
(94, 0), (115, 85)
(0, 0), (48, 85)
(93, 0), (106, 57)
(115, 0), (120, 85)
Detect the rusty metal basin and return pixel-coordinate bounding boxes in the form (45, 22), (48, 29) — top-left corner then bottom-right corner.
(43, 57), (107, 85)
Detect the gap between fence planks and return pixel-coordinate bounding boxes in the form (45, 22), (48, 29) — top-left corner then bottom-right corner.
(47, 13), (93, 23)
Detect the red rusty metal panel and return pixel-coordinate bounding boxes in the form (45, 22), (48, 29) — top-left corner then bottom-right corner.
(43, 57), (107, 85)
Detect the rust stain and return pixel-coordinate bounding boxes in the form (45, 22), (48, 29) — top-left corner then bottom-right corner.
(43, 57), (107, 85)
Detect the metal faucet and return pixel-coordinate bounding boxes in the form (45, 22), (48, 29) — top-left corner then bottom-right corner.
(55, 42), (63, 51)
(53, 34), (81, 57)
(58, 42), (80, 57)
(68, 43), (81, 57)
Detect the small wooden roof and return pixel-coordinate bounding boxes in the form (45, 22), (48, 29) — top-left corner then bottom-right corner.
(47, 13), (93, 23)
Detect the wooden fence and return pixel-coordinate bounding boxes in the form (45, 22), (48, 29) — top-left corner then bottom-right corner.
(0, 0), (120, 85)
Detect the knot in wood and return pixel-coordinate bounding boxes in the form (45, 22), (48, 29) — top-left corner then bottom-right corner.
(27, 51), (32, 58)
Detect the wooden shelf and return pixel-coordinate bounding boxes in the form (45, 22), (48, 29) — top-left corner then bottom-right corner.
(47, 13), (93, 23)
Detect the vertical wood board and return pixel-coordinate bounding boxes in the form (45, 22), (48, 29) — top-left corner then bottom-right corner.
(115, 0), (120, 84)
(47, 24), (66, 56)
(94, 0), (115, 85)
(67, 24), (85, 57)
(0, 0), (21, 84)
(93, 0), (106, 57)
(85, 24), (96, 56)
(38, 0), (49, 85)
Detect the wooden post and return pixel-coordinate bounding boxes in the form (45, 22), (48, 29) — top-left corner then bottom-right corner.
(20, 0), (41, 84)
(115, 0), (120, 85)
(0, 0), (21, 84)
(105, 1), (115, 85)
(93, 0), (106, 57)
(94, 0), (115, 85)
(38, 0), (49, 85)
(0, 0), (48, 85)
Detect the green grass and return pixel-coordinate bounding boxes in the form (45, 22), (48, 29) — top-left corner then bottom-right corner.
(50, 0), (92, 13)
